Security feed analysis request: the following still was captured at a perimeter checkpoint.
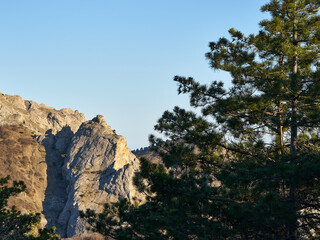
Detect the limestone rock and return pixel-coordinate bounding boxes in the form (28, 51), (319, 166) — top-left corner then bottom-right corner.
(0, 93), (142, 238)
(59, 116), (143, 237)
(0, 93), (86, 134)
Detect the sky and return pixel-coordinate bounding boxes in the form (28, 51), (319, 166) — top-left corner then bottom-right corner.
(0, 0), (267, 149)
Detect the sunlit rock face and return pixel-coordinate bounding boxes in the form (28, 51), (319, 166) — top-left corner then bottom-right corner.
(0, 93), (143, 238)
(59, 115), (142, 237)
(0, 93), (86, 233)
(0, 93), (86, 134)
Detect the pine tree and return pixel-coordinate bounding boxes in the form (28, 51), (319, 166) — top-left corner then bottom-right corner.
(82, 1), (320, 239)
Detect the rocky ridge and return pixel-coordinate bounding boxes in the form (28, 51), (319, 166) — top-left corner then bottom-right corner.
(0, 93), (85, 134)
(132, 147), (161, 164)
(0, 93), (142, 238)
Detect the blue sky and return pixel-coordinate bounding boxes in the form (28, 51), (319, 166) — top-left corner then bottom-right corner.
(0, 0), (267, 149)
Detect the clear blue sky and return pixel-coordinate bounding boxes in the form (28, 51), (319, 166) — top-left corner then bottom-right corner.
(0, 0), (267, 149)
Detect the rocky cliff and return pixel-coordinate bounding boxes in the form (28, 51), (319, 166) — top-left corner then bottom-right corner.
(0, 93), (86, 134)
(57, 115), (142, 236)
(0, 93), (142, 238)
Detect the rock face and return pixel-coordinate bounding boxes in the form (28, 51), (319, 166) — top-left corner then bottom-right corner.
(0, 93), (86, 134)
(58, 115), (142, 236)
(0, 93), (142, 238)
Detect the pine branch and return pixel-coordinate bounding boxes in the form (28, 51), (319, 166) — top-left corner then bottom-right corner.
(208, 196), (244, 204)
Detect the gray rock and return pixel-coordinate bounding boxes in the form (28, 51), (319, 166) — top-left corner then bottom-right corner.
(0, 93), (86, 134)
(0, 93), (143, 238)
(59, 116), (143, 237)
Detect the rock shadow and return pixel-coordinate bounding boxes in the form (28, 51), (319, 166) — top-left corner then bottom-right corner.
(41, 126), (74, 238)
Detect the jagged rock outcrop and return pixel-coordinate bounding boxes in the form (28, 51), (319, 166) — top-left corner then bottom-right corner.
(58, 115), (142, 237)
(0, 93), (86, 134)
(0, 93), (143, 238)
(0, 93), (86, 234)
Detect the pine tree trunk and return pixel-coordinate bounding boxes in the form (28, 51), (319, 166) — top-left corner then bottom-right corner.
(288, 4), (298, 239)
(277, 101), (284, 155)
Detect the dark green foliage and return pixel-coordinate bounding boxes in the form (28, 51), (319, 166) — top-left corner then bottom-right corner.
(80, 205), (118, 239)
(0, 175), (60, 240)
(82, 0), (320, 239)
(32, 228), (60, 240)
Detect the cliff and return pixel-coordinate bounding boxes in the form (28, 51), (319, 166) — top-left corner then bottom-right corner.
(0, 93), (142, 238)
(0, 93), (85, 134)
(57, 115), (142, 236)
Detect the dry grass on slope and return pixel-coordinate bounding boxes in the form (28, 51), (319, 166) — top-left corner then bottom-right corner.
(0, 125), (47, 225)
